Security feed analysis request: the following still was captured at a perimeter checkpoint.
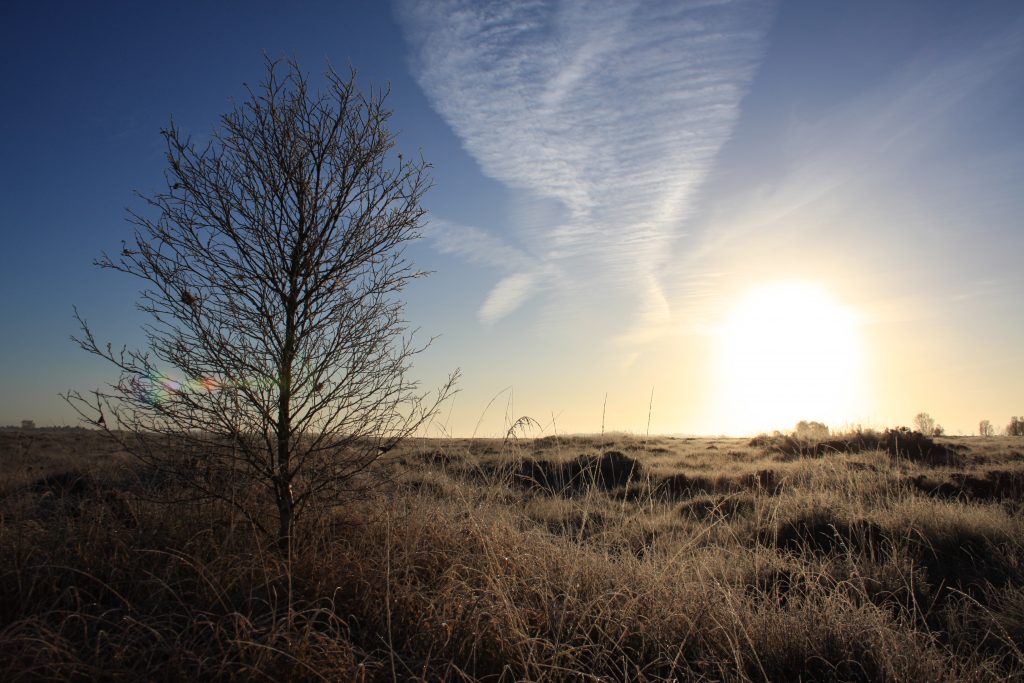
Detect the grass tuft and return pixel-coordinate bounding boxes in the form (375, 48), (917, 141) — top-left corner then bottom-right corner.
(2, 428), (1023, 680)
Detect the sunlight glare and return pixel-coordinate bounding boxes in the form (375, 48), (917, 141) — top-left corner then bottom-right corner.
(713, 281), (866, 435)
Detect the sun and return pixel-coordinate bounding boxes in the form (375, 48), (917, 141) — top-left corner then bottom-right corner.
(711, 281), (866, 435)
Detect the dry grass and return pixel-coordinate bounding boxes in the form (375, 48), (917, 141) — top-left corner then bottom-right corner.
(2, 428), (1024, 680)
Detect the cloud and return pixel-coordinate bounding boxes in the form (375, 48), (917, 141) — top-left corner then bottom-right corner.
(479, 271), (541, 323)
(397, 0), (773, 327)
(665, 13), (1024, 318)
(425, 218), (554, 325)
(427, 219), (536, 272)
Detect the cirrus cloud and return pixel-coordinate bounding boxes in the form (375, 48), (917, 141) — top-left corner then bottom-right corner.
(396, 0), (774, 328)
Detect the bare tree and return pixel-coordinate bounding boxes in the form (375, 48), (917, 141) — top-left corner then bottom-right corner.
(979, 420), (994, 437)
(65, 59), (457, 557)
(913, 412), (935, 435)
(1009, 416), (1024, 437)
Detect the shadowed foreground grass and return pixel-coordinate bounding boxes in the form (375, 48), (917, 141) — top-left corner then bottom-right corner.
(2, 428), (1023, 681)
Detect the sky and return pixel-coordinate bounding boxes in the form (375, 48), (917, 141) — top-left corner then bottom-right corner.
(1, 0), (1022, 436)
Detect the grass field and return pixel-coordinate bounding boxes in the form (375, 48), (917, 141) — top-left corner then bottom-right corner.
(2, 427), (1024, 681)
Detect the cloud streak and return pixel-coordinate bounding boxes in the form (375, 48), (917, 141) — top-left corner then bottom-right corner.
(397, 0), (773, 326)
(662, 13), (1024, 330)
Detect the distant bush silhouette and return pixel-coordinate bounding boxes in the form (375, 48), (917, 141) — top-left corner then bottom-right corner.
(914, 412), (936, 435)
(881, 427), (963, 466)
(794, 420), (829, 440)
(751, 427), (963, 466)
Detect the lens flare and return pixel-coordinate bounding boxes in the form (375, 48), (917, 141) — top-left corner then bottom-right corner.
(128, 372), (229, 406)
(124, 370), (308, 406)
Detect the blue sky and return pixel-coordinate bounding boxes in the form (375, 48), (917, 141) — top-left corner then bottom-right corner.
(2, 1), (1022, 436)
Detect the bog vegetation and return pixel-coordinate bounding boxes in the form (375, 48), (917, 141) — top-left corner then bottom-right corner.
(12, 57), (1024, 682)
(2, 426), (1024, 681)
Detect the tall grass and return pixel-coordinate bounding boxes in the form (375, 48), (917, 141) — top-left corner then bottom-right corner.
(2, 429), (1023, 680)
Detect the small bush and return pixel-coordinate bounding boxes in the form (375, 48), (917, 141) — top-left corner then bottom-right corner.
(516, 451), (642, 494)
(771, 506), (887, 557)
(752, 427), (963, 467)
(881, 428), (964, 466)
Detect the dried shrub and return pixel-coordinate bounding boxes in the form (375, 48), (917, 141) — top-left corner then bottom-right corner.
(516, 450), (643, 493)
(752, 427), (964, 467)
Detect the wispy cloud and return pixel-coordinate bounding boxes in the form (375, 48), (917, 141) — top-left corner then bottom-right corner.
(427, 218), (553, 323)
(397, 0), (774, 327)
(663, 14), (1024, 328)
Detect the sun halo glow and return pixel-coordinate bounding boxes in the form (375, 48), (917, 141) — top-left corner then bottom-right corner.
(712, 281), (866, 436)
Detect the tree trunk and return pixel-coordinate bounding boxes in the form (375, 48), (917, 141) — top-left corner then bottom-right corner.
(276, 266), (298, 558)
(276, 478), (294, 557)
(276, 359), (294, 557)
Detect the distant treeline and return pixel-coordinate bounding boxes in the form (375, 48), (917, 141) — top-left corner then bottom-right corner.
(0, 424), (91, 431)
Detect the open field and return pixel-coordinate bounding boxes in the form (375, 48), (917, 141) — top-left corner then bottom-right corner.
(2, 428), (1024, 681)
